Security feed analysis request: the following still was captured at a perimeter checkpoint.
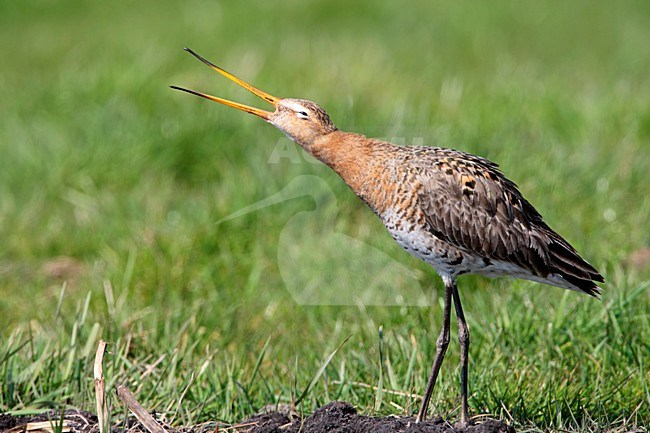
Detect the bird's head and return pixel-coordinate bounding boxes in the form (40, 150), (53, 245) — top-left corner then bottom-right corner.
(171, 48), (337, 149)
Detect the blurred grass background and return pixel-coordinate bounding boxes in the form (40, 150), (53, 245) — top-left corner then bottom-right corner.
(1, 0), (649, 431)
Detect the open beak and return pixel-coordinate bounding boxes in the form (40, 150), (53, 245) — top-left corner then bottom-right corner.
(171, 47), (280, 120)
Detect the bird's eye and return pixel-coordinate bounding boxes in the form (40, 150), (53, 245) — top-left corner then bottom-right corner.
(296, 110), (309, 119)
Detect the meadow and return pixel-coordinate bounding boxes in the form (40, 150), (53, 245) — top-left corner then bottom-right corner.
(1, 1), (649, 431)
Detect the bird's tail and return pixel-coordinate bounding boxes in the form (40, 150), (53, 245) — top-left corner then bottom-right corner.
(546, 238), (604, 298)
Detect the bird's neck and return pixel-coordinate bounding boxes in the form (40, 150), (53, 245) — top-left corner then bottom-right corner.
(307, 131), (380, 196)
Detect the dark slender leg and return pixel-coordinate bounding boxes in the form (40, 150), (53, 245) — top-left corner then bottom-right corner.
(416, 279), (454, 423)
(452, 286), (470, 426)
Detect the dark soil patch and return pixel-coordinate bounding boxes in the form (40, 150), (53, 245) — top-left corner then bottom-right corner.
(0, 410), (97, 432)
(0, 402), (514, 433)
(235, 402), (514, 433)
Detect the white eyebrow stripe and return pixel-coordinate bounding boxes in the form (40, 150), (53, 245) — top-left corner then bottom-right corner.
(283, 100), (308, 113)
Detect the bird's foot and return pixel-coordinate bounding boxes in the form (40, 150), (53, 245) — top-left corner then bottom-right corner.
(454, 417), (474, 430)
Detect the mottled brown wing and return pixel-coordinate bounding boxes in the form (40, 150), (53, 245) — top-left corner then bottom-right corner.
(413, 147), (603, 295)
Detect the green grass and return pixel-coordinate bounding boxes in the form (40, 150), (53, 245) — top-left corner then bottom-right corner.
(1, 1), (649, 431)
